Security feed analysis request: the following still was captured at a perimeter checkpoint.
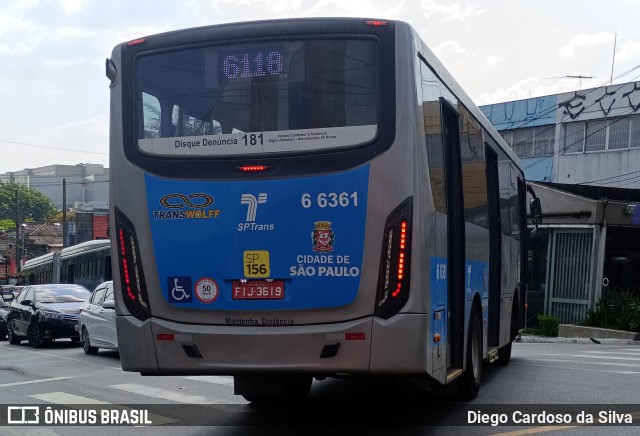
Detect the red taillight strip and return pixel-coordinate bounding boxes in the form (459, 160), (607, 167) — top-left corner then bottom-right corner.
(127, 38), (146, 46)
(364, 20), (390, 27)
(391, 220), (408, 298)
(237, 165), (269, 172)
(118, 228), (136, 301)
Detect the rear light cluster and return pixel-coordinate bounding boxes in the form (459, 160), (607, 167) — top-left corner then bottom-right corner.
(115, 208), (150, 320)
(375, 197), (413, 319)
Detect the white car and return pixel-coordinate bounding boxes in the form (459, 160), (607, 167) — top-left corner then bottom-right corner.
(78, 281), (118, 354)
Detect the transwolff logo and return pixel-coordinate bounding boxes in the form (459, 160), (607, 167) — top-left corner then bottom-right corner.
(153, 193), (220, 221)
(240, 193), (267, 222)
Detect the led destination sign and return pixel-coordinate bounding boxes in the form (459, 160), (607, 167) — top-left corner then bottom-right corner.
(222, 50), (284, 79)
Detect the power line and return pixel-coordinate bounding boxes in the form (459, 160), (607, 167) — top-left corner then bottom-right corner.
(577, 169), (640, 186)
(0, 139), (107, 155)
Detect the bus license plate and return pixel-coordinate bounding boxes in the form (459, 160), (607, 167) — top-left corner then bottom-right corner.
(232, 280), (285, 300)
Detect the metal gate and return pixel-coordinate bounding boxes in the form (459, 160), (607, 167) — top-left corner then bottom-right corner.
(546, 229), (594, 324)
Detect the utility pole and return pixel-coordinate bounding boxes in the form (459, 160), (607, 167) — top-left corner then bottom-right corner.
(610, 33), (617, 85)
(63, 178), (67, 248)
(14, 188), (20, 275)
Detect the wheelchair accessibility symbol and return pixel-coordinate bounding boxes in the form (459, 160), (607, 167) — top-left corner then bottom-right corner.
(167, 276), (192, 303)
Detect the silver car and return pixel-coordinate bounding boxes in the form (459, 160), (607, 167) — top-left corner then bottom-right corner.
(78, 281), (118, 354)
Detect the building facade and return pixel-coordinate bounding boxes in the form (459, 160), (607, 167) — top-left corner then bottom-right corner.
(0, 164), (109, 282)
(480, 81), (640, 325)
(0, 163), (109, 212)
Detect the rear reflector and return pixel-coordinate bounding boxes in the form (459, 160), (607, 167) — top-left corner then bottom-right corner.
(156, 333), (175, 341)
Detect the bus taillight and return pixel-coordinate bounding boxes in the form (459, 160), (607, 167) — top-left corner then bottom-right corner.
(115, 208), (150, 320)
(375, 197), (412, 319)
(127, 38), (146, 46)
(237, 165), (270, 172)
(391, 221), (408, 298)
(364, 20), (390, 27)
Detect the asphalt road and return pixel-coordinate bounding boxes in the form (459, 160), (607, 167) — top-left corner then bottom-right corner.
(0, 339), (639, 435)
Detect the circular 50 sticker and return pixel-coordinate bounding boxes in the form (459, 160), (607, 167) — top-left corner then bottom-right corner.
(195, 278), (219, 304)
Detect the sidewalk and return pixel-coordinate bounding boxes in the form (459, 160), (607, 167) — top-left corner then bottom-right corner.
(517, 323), (640, 344)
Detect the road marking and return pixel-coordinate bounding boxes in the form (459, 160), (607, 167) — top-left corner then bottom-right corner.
(538, 358), (640, 368)
(32, 392), (109, 404)
(544, 353), (640, 361)
(584, 350), (640, 356)
(522, 358), (640, 373)
(183, 375), (234, 386)
(31, 392), (177, 425)
(491, 424), (582, 435)
(0, 377), (71, 388)
(0, 346), (110, 367)
(0, 428), (61, 436)
(490, 410), (640, 435)
(109, 383), (229, 404)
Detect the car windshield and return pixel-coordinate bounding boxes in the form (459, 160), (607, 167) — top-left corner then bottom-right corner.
(35, 287), (90, 303)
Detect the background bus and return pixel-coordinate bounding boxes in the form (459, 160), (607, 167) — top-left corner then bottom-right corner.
(108, 17), (538, 402)
(20, 239), (112, 291)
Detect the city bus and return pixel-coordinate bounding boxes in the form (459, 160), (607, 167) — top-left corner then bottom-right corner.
(107, 17), (538, 402)
(20, 239), (112, 291)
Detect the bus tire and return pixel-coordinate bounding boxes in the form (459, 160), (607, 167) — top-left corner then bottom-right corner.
(457, 309), (482, 400)
(496, 300), (518, 366)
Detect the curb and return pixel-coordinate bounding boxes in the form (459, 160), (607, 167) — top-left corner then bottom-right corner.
(516, 335), (640, 345)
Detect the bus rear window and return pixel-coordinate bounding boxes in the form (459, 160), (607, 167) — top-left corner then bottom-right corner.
(136, 38), (379, 157)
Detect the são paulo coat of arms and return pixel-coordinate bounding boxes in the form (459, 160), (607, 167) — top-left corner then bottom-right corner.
(312, 221), (335, 252)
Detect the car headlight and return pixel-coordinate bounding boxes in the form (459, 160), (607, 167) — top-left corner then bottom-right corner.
(41, 311), (62, 320)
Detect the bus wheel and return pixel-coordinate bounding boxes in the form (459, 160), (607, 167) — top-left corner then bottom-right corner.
(496, 301), (518, 366)
(457, 309), (482, 400)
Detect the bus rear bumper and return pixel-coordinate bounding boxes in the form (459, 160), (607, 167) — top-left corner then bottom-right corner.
(116, 313), (427, 375)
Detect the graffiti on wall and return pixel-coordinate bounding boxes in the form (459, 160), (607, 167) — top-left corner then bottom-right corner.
(559, 82), (640, 121)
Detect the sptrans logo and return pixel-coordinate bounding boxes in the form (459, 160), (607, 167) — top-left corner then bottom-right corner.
(238, 193), (274, 231)
(153, 193), (221, 221)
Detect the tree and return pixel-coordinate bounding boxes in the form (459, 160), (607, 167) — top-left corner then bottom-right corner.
(0, 182), (58, 226)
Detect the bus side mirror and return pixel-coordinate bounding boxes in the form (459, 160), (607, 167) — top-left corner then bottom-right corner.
(529, 197), (542, 239)
(529, 198), (542, 225)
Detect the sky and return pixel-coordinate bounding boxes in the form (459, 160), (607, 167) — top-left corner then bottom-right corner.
(1, 0), (639, 174)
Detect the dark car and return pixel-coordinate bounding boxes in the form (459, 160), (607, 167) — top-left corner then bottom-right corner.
(7, 284), (91, 347)
(0, 298), (10, 340)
